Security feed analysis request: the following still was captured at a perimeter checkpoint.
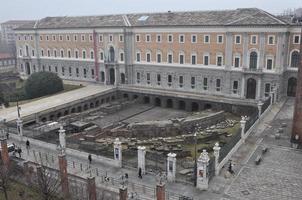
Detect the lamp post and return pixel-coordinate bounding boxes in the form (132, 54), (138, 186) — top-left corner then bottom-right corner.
(194, 132), (197, 186)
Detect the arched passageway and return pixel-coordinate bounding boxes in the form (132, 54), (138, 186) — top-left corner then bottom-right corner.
(246, 78), (257, 99)
(287, 77), (297, 97)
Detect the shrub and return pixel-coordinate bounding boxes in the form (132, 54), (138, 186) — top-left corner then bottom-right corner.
(24, 72), (63, 99)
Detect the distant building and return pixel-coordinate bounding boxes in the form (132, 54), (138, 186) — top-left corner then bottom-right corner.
(14, 8), (302, 105)
(0, 53), (16, 73)
(0, 20), (35, 45)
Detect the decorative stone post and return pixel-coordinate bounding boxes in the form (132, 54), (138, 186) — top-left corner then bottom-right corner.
(17, 117), (23, 143)
(137, 146), (146, 175)
(196, 149), (210, 190)
(87, 176), (97, 200)
(213, 143), (221, 176)
(59, 126), (66, 154)
(119, 186), (128, 200)
(114, 138), (122, 167)
(167, 153), (176, 182)
(240, 116), (247, 142)
(257, 101), (263, 119)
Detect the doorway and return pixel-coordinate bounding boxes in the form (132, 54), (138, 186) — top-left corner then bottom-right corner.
(246, 78), (257, 99)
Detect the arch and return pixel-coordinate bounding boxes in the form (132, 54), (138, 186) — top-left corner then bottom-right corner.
(179, 100), (186, 110)
(246, 78), (257, 99)
(95, 100), (100, 107)
(83, 104), (88, 110)
(121, 73), (125, 84)
(204, 104), (212, 110)
(57, 112), (62, 119)
(155, 97), (161, 107)
(287, 77), (297, 97)
(109, 46), (115, 62)
(71, 108), (76, 113)
(290, 50), (300, 68)
(25, 62), (31, 75)
(100, 71), (105, 82)
(123, 94), (129, 99)
(249, 51), (258, 70)
(90, 102), (95, 108)
(166, 99), (173, 108)
(77, 106), (82, 112)
(109, 68), (115, 85)
(64, 110), (69, 116)
(143, 96), (150, 104)
(191, 102), (199, 112)
(41, 117), (47, 122)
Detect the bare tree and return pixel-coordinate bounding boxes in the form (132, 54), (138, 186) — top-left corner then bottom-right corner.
(0, 160), (21, 200)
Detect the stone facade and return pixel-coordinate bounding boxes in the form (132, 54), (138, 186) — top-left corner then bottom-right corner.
(14, 8), (301, 104)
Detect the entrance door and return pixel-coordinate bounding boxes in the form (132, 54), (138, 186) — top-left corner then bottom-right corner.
(109, 68), (115, 85)
(246, 78), (256, 99)
(25, 62), (31, 75)
(287, 77), (297, 97)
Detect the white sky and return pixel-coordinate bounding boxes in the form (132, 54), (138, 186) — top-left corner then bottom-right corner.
(0, 0), (301, 23)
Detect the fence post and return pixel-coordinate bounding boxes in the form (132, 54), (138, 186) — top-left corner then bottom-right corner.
(156, 183), (165, 200)
(257, 101), (263, 119)
(114, 138), (122, 167)
(58, 154), (70, 199)
(240, 116), (247, 142)
(167, 153), (176, 182)
(87, 176), (97, 200)
(213, 143), (221, 176)
(137, 146), (146, 175)
(119, 186), (128, 200)
(196, 150), (210, 190)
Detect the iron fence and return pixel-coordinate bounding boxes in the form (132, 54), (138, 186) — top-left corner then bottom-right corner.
(219, 128), (242, 163)
(208, 157), (215, 181)
(262, 96), (271, 114)
(244, 111), (259, 133)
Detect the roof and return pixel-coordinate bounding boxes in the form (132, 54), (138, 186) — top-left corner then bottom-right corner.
(1, 20), (35, 25)
(0, 53), (14, 59)
(15, 8), (290, 30)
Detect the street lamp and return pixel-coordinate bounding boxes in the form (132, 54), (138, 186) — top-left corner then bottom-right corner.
(194, 132), (197, 186)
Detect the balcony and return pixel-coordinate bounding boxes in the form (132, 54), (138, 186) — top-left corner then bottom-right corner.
(104, 58), (117, 65)
(242, 67), (263, 74)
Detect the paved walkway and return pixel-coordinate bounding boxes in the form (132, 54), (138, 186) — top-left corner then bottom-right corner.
(0, 84), (114, 122)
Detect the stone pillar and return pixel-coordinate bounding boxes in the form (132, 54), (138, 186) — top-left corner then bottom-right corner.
(58, 154), (69, 199)
(257, 101), (263, 119)
(59, 126), (66, 153)
(270, 91), (274, 105)
(292, 31), (302, 145)
(256, 77), (262, 100)
(119, 186), (127, 200)
(87, 176), (97, 200)
(0, 138), (10, 167)
(17, 117), (23, 143)
(240, 116), (247, 142)
(156, 183), (165, 200)
(167, 153), (176, 182)
(213, 143), (221, 176)
(196, 149), (210, 190)
(114, 138), (122, 167)
(137, 146), (146, 175)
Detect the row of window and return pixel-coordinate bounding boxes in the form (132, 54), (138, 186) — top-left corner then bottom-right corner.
(0, 59), (15, 66)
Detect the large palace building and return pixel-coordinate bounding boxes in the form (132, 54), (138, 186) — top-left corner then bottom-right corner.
(14, 8), (301, 104)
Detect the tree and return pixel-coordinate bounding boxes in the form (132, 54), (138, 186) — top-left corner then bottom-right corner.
(0, 160), (21, 200)
(24, 72), (63, 99)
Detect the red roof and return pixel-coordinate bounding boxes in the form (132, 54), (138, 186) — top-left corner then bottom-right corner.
(0, 53), (14, 59)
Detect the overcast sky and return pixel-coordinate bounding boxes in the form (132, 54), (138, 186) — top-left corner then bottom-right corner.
(0, 0), (301, 23)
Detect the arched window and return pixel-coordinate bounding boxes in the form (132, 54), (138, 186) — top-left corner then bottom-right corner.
(291, 51), (300, 68)
(90, 50), (94, 59)
(109, 47), (115, 62)
(249, 51), (258, 70)
(82, 50), (86, 59)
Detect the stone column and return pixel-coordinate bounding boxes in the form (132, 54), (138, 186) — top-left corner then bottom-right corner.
(114, 138), (122, 167)
(291, 31), (302, 144)
(196, 150), (210, 190)
(119, 186), (128, 200)
(137, 146), (146, 175)
(104, 65), (107, 85)
(0, 138), (10, 167)
(240, 116), (247, 142)
(87, 176), (97, 200)
(17, 117), (23, 143)
(58, 126), (66, 154)
(114, 65), (119, 86)
(156, 183), (165, 200)
(213, 143), (221, 176)
(257, 101), (263, 119)
(58, 154), (69, 199)
(167, 153), (176, 182)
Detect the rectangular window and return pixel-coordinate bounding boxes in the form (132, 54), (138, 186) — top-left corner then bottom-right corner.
(32, 50), (35, 57)
(81, 35), (85, 41)
(146, 53), (151, 62)
(168, 34), (173, 43)
(203, 77), (208, 90)
(119, 34), (123, 42)
(52, 35), (56, 41)
(179, 76), (184, 88)
(68, 51), (71, 58)
(204, 35), (210, 43)
(40, 36), (43, 41)
(266, 58), (273, 70)
(157, 53), (161, 63)
(90, 51), (94, 59)
(82, 51), (86, 59)
(217, 56), (223, 66)
(251, 35), (257, 44)
(30, 35), (33, 40)
(235, 35), (241, 44)
(216, 79), (221, 92)
(156, 34), (161, 43)
(136, 53), (141, 62)
(89, 35), (93, 41)
(74, 35), (77, 41)
(268, 35), (275, 45)
(41, 50), (44, 57)
(168, 54), (173, 64)
(59, 35), (63, 41)
(179, 34), (185, 43)
(146, 34), (151, 42)
(76, 68), (79, 77)
(191, 77), (196, 89)
(48, 65), (51, 71)
(136, 34), (140, 42)
(109, 35), (113, 42)
(75, 51), (78, 58)
(91, 69), (95, 78)
(46, 35), (49, 41)
(83, 68), (87, 78)
(66, 35), (70, 41)
(147, 73), (151, 84)
(293, 35), (300, 44)
(191, 55), (196, 65)
(168, 75), (172, 87)
(234, 57), (240, 68)
(265, 83), (271, 97)
(120, 52), (124, 62)
(179, 54), (184, 64)
(157, 74), (161, 85)
(191, 35), (197, 43)
(99, 34), (103, 42)
(69, 67), (72, 76)
(100, 52), (104, 60)
(204, 55), (209, 65)
(233, 81), (238, 94)
(217, 35), (223, 44)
